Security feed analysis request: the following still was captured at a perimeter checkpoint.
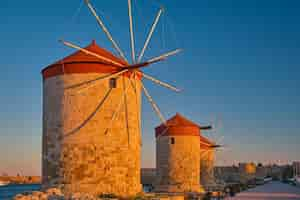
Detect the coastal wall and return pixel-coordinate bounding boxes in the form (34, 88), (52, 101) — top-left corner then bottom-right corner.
(155, 135), (203, 193)
(42, 72), (142, 197)
(0, 176), (41, 184)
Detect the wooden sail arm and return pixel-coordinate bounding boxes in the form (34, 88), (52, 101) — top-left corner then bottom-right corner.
(147, 49), (182, 63)
(200, 149), (211, 158)
(84, 0), (128, 62)
(64, 87), (113, 138)
(61, 40), (181, 71)
(124, 49), (183, 69)
(141, 82), (167, 126)
(137, 7), (164, 62)
(65, 69), (129, 90)
(103, 76), (132, 135)
(142, 72), (181, 92)
(141, 82), (170, 138)
(128, 0), (136, 63)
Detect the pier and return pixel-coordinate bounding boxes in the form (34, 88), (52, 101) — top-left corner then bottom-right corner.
(226, 181), (300, 200)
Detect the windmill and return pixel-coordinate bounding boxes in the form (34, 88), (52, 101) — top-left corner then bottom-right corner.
(42, 0), (182, 197)
(154, 113), (206, 193)
(201, 115), (228, 160)
(60, 0), (181, 136)
(199, 120), (228, 188)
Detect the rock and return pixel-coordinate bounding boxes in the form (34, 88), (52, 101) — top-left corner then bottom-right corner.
(22, 191), (32, 196)
(48, 194), (65, 200)
(32, 191), (44, 197)
(70, 193), (99, 200)
(169, 195), (184, 200)
(46, 188), (63, 196)
(40, 193), (49, 200)
(30, 196), (40, 200)
(70, 193), (82, 200)
(13, 194), (25, 200)
(13, 194), (31, 200)
(13, 190), (105, 200)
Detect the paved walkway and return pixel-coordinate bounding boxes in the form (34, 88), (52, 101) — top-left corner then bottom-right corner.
(226, 181), (300, 200)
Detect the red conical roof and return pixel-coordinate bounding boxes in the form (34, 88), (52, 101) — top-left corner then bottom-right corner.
(54, 40), (127, 65)
(42, 40), (136, 79)
(200, 134), (215, 149)
(155, 113), (201, 137)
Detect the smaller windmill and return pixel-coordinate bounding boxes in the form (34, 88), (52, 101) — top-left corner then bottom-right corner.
(199, 119), (228, 188)
(200, 122), (227, 161)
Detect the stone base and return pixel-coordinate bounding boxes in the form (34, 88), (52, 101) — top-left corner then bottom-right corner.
(154, 184), (205, 194)
(14, 189), (205, 200)
(150, 195), (185, 200)
(42, 183), (142, 198)
(202, 182), (217, 191)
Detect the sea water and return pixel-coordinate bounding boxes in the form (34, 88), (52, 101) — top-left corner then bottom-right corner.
(0, 184), (41, 200)
(0, 184), (151, 199)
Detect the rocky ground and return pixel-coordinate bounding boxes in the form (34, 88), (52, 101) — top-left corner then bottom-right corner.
(13, 187), (201, 200)
(13, 188), (106, 200)
(0, 176), (41, 184)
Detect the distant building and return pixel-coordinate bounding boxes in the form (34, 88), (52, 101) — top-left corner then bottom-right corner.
(293, 161), (300, 177)
(238, 163), (256, 182)
(239, 162), (256, 175)
(256, 165), (268, 178)
(214, 166), (240, 183)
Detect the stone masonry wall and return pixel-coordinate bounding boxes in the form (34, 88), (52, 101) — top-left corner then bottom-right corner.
(155, 135), (203, 193)
(42, 72), (142, 197)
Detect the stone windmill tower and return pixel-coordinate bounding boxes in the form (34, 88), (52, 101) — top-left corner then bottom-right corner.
(199, 135), (217, 188)
(42, 0), (181, 197)
(154, 113), (204, 193)
(200, 123), (225, 188)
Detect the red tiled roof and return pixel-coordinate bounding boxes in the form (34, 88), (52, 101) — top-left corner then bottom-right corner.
(155, 113), (201, 137)
(200, 134), (215, 149)
(41, 40), (141, 79)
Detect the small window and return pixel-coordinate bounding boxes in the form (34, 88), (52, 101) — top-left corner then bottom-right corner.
(171, 137), (175, 144)
(109, 78), (117, 88)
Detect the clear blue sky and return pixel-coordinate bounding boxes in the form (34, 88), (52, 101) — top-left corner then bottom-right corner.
(0, 0), (299, 175)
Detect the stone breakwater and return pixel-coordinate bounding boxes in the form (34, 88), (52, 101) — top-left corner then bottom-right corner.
(13, 188), (192, 200)
(0, 176), (41, 184)
(13, 188), (105, 200)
